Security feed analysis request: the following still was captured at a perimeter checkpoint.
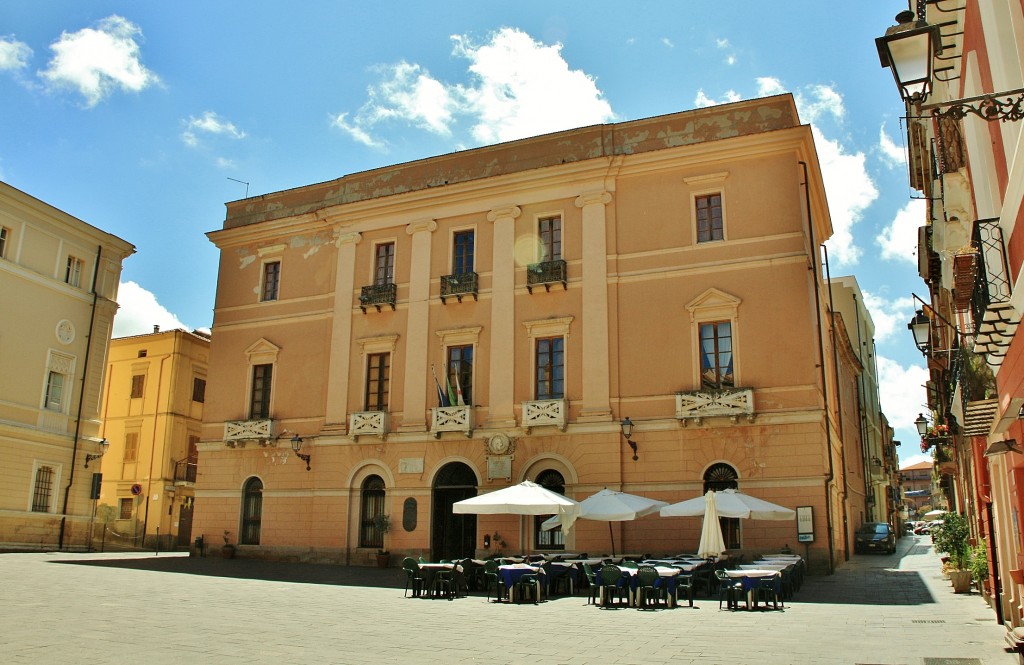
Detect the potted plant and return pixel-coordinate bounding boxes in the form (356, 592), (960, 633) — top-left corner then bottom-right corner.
(968, 541), (989, 593)
(931, 513), (971, 593)
(373, 514), (391, 567)
(222, 530), (236, 559)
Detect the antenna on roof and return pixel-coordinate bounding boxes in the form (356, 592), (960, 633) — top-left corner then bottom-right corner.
(227, 177), (250, 198)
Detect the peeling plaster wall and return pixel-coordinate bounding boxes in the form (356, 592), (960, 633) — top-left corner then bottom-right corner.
(221, 96), (799, 230)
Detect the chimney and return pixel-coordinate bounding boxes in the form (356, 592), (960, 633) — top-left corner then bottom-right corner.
(153, 325), (160, 333)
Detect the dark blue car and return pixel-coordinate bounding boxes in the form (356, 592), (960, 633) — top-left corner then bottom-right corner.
(854, 522), (896, 554)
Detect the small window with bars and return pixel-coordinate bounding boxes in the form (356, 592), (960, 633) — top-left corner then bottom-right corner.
(31, 465), (55, 512)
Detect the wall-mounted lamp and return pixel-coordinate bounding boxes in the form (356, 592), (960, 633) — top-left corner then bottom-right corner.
(483, 534), (491, 549)
(908, 309), (931, 355)
(291, 435), (311, 471)
(984, 439), (1022, 457)
(620, 417), (638, 461)
(914, 413), (929, 438)
(876, 11), (1024, 121)
(84, 439), (109, 468)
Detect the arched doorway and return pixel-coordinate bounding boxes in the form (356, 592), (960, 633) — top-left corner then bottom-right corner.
(533, 469), (565, 550)
(240, 477), (263, 545)
(431, 462), (477, 561)
(703, 463), (739, 549)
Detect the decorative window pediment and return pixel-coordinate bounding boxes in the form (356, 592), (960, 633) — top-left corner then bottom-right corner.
(245, 338), (280, 365)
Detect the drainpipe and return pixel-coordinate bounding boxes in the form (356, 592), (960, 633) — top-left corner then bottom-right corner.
(823, 246), (850, 561)
(58, 245), (102, 549)
(800, 161), (836, 574)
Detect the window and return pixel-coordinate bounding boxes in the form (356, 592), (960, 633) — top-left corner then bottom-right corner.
(695, 194), (724, 243)
(240, 477), (263, 545)
(123, 432), (139, 463)
(0, 226), (8, 258)
(538, 216), (562, 261)
(130, 374), (145, 399)
(535, 337), (564, 400)
(65, 256), (84, 287)
(118, 497), (134, 520)
(365, 353), (390, 411)
(453, 230), (474, 274)
(192, 377), (206, 403)
(447, 345), (473, 405)
(359, 475), (386, 548)
(699, 322), (734, 389)
(249, 363), (273, 419)
(261, 261), (280, 301)
(373, 242), (395, 285)
(534, 469), (565, 550)
(704, 463), (740, 549)
(44, 371), (65, 411)
(31, 465), (56, 512)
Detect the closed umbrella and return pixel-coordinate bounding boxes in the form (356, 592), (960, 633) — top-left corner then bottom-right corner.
(452, 481), (581, 549)
(660, 488), (796, 520)
(539, 488), (668, 555)
(697, 490), (727, 559)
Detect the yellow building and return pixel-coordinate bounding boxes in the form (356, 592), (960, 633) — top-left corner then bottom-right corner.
(196, 96), (870, 573)
(95, 328), (209, 550)
(0, 180), (134, 550)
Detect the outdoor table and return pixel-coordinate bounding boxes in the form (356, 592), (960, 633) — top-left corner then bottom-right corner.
(724, 569), (781, 610)
(597, 565), (680, 608)
(417, 563), (465, 599)
(742, 563), (788, 571)
(497, 564), (546, 603)
(543, 561), (579, 595)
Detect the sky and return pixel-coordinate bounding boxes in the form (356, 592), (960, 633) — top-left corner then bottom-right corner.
(0, 1), (932, 466)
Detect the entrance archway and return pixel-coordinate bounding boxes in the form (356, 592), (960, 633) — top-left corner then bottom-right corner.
(431, 462), (477, 561)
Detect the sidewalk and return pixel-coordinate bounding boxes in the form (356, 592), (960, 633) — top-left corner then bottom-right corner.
(0, 534), (1016, 664)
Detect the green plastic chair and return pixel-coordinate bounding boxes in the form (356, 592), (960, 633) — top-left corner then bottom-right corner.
(598, 564), (628, 608)
(483, 560), (503, 602)
(714, 569), (744, 610)
(635, 565), (664, 610)
(582, 563), (599, 605)
(402, 557), (425, 598)
(514, 571), (541, 604)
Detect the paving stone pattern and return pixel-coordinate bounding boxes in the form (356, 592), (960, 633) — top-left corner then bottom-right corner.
(0, 535), (1017, 665)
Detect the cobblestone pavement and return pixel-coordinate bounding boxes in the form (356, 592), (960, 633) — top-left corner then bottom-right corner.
(1, 535), (1017, 665)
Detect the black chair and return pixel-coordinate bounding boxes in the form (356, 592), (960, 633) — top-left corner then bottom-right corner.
(514, 571), (541, 604)
(714, 569), (743, 610)
(675, 572), (696, 608)
(598, 564), (628, 608)
(429, 566), (456, 600)
(402, 557), (425, 598)
(635, 565), (664, 610)
(753, 575), (782, 610)
(582, 563), (599, 605)
(483, 560), (504, 602)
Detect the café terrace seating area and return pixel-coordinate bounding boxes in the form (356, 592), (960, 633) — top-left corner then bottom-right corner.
(401, 552), (804, 610)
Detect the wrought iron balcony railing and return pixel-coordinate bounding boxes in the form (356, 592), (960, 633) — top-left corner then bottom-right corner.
(430, 405), (473, 437)
(526, 260), (567, 293)
(970, 218), (1018, 363)
(675, 388), (755, 425)
(174, 459), (198, 484)
(359, 282), (397, 312)
(439, 272), (478, 303)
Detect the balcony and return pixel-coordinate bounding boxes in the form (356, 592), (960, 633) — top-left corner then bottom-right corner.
(430, 405), (473, 438)
(174, 459), (197, 484)
(224, 419), (273, 447)
(439, 272), (478, 303)
(359, 282), (397, 312)
(526, 260), (567, 293)
(970, 218), (1018, 364)
(675, 388), (755, 425)
(349, 410), (388, 441)
(521, 399), (567, 432)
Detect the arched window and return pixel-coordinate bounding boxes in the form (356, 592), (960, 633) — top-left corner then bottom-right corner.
(240, 477), (263, 545)
(360, 475), (386, 548)
(703, 463), (740, 549)
(534, 469), (565, 550)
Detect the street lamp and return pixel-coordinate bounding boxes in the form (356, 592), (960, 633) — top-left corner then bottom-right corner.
(908, 309), (931, 355)
(620, 417), (638, 461)
(291, 435), (311, 471)
(84, 439), (109, 468)
(915, 413), (929, 438)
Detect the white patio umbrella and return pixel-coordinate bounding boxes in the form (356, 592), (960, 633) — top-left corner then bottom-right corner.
(660, 488), (796, 520)
(452, 481), (582, 548)
(923, 509), (947, 520)
(539, 488), (668, 556)
(697, 490), (727, 559)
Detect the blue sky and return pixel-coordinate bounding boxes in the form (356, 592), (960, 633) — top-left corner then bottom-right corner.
(0, 1), (931, 466)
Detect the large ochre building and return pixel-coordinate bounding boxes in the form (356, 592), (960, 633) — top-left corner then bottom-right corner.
(0, 180), (134, 550)
(195, 96), (876, 573)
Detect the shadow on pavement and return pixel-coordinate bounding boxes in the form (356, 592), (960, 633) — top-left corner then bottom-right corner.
(797, 568), (937, 605)
(52, 554), (408, 589)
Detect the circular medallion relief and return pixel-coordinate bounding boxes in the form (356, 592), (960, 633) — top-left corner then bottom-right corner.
(486, 433), (511, 455)
(56, 320), (76, 345)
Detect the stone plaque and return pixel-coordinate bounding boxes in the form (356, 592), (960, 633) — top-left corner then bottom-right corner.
(398, 457), (424, 474)
(486, 455), (512, 481)
(402, 497), (417, 532)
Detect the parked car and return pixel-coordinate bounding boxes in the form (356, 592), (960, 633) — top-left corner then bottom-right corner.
(914, 522), (934, 535)
(905, 521), (918, 533)
(855, 522), (897, 554)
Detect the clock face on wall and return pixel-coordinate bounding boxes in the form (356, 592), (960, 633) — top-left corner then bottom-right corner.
(486, 433), (511, 455)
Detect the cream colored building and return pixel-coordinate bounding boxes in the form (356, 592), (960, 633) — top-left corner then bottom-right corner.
(0, 180), (134, 550)
(196, 96), (870, 573)
(95, 328), (209, 549)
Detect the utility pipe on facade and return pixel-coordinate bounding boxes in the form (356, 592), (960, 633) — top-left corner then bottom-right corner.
(800, 160), (836, 574)
(58, 245), (102, 550)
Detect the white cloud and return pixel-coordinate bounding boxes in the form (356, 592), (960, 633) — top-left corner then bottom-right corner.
(861, 290), (915, 342)
(816, 126), (876, 266)
(756, 76), (786, 97)
(726, 55), (736, 66)
(693, 88), (740, 107)
(215, 157), (236, 169)
(39, 15), (159, 107)
(716, 38), (731, 49)
(662, 37), (675, 48)
(0, 36), (32, 71)
(182, 111), (247, 147)
(878, 123), (906, 167)
(876, 354), (930, 432)
(877, 198), (924, 264)
(113, 281), (188, 338)
(333, 27), (615, 148)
